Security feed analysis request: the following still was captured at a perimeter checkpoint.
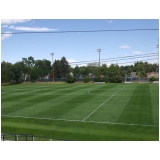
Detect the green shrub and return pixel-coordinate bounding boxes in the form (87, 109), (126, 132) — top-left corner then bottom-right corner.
(114, 75), (123, 83)
(150, 76), (156, 82)
(84, 76), (90, 83)
(66, 74), (76, 83)
(94, 76), (104, 82)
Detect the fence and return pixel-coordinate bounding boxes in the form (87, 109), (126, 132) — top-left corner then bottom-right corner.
(1, 133), (72, 141)
(37, 77), (159, 83)
(1, 133), (34, 141)
(37, 78), (95, 82)
(125, 77), (159, 83)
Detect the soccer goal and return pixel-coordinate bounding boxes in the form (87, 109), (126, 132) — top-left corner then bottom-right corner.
(125, 75), (132, 83)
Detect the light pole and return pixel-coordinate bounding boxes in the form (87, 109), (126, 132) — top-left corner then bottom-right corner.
(50, 53), (54, 82)
(156, 39), (159, 73)
(97, 49), (101, 76)
(139, 67), (140, 83)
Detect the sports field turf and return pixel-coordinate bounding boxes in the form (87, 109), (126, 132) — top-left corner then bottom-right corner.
(1, 83), (159, 141)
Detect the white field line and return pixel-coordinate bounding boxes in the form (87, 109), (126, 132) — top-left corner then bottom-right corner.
(88, 90), (151, 96)
(83, 85), (128, 121)
(1, 115), (158, 127)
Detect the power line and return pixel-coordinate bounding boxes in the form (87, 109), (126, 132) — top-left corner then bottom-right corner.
(1, 29), (159, 34)
(116, 58), (158, 65)
(69, 53), (158, 64)
(100, 54), (158, 63)
(70, 58), (158, 67)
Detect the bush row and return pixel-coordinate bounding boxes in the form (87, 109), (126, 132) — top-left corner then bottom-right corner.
(66, 74), (124, 83)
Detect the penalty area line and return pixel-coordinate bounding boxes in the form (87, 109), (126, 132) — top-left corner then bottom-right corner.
(83, 85), (128, 121)
(1, 115), (158, 127)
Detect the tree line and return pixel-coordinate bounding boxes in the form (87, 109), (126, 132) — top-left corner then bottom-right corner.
(1, 56), (158, 84)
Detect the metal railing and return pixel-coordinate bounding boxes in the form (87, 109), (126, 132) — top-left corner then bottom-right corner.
(1, 133), (71, 141)
(1, 133), (34, 141)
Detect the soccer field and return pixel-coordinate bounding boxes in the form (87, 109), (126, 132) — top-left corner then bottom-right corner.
(1, 83), (159, 141)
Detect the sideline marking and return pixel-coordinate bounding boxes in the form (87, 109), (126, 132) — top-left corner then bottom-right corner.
(88, 90), (151, 96)
(83, 85), (128, 121)
(1, 115), (158, 127)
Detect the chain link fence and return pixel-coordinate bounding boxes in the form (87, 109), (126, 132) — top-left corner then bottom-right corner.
(37, 77), (159, 83)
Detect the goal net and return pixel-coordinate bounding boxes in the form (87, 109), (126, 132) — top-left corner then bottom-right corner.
(125, 75), (132, 83)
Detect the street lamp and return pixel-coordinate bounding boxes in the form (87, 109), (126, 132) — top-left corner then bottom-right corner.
(50, 53), (54, 82)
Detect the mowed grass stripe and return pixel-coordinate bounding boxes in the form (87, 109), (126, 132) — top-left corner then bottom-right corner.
(2, 115), (158, 127)
(32, 84), (110, 119)
(2, 84), (95, 117)
(83, 85), (128, 121)
(58, 84), (119, 120)
(2, 86), (99, 117)
(2, 116), (159, 140)
(1, 83), (159, 141)
(1, 84), (92, 103)
(118, 84), (156, 125)
(150, 84), (159, 125)
(1, 85), (64, 113)
(85, 84), (134, 122)
(1, 87), (70, 114)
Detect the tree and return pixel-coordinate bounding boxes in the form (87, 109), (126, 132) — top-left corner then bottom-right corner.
(54, 57), (70, 78)
(12, 62), (24, 83)
(54, 60), (61, 78)
(108, 64), (118, 77)
(73, 65), (81, 79)
(114, 75), (123, 83)
(1, 61), (14, 84)
(30, 67), (40, 81)
(79, 66), (89, 77)
(34, 59), (51, 78)
(22, 56), (35, 80)
(101, 64), (108, 76)
(87, 62), (99, 76)
(134, 61), (146, 77)
(60, 57), (70, 78)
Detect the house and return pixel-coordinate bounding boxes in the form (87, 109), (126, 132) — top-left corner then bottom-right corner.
(22, 74), (30, 80)
(43, 74), (50, 79)
(88, 73), (94, 78)
(70, 72), (73, 77)
(131, 72), (137, 78)
(146, 72), (159, 78)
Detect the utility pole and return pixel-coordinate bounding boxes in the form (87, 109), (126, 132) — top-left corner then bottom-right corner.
(50, 53), (54, 82)
(156, 39), (159, 73)
(97, 49), (101, 76)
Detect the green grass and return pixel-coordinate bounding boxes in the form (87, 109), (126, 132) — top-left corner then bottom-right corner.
(1, 83), (159, 141)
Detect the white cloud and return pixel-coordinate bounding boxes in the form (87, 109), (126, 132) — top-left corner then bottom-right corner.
(77, 64), (87, 67)
(133, 51), (142, 54)
(120, 45), (130, 48)
(106, 63), (111, 67)
(108, 20), (113, 24)
(1, 19), (31, 25)
(8, 26), (58, 32)
(1, 25), (8, 28)
(8, 25), (15, 29)
(136, 58), (142, 60)
(151, 50), (157, 53)
(68, 59), (76, 63)
(1, 31), (12, 40)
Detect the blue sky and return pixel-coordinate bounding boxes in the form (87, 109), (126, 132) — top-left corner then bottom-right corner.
(1, 19), (159, 67)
